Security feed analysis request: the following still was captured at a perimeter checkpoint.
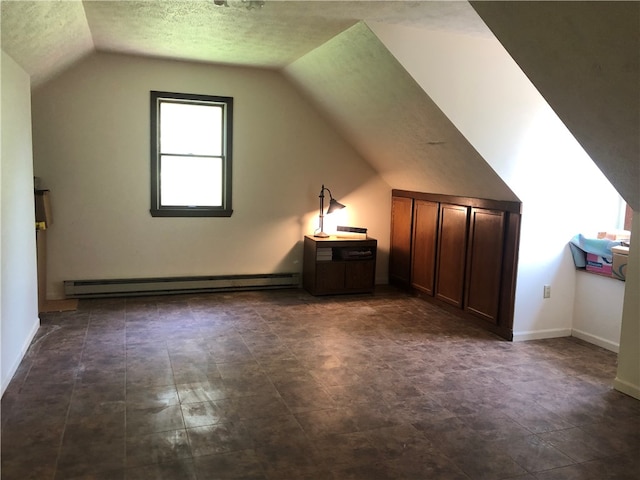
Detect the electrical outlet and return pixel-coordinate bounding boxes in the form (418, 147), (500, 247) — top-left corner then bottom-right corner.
(543, 285), (551, 298)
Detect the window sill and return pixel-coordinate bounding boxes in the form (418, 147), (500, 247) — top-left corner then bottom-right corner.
(150, 208), (233, 218)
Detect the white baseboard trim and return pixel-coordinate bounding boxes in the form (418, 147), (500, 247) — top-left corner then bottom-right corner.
(571, 328), (619, 353)
(613, 377), (640, 400)
(1, 318), (39, 396)
(512, 328), (572, 342)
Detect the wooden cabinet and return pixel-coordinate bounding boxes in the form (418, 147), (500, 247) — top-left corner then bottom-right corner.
(389, 190), (521, 340)
(303, 236), (377, 295)
(465, 208), (505, 324)
(389, 196), (413, 288)
(411, 200), (439, 295)
(435, 204), (469, 307)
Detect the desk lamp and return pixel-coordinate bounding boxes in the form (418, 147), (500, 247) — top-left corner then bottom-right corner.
(314, 184), (345, 238)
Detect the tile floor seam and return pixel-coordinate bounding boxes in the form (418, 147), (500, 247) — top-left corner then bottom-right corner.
(3, 288), (639, 480)
(51, 313), (92, 480)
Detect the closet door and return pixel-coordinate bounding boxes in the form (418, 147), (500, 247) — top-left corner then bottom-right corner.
(411, 200), (439, 295)
(435, 204), (469, 307)
(389, 195), (414, 288)
(465, 208), (505, 324)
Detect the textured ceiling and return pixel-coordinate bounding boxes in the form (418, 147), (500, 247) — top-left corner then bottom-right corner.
(285, 22), (516, 200)
(472, 1), (640, 211)
(1, 1), (94, 87)
(3, 1), (634, 209)
(1, 0), (491, 87)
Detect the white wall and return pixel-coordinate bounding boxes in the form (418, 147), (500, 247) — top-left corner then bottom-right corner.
(1, 51), (40, 393)
(615, 214), (639, 399)
(369, 23), (624, 340)
(572, 271), (625, 352)
(31, 53), (391, 298)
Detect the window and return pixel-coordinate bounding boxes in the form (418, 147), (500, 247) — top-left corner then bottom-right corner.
(150, 91), (233, 217)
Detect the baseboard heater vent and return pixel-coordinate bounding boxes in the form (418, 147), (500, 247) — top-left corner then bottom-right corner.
(64, 273), (300, 298)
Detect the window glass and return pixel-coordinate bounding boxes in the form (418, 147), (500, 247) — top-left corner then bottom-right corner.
(160, 102), (223, 156)
(160, 156), (223, 207)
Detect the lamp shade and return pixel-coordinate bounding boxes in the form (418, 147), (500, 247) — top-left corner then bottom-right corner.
(327, 198), (346, 214)
(314, 184), (346, 238)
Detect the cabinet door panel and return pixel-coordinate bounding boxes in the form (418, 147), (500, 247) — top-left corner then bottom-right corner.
(411, 200), (439, 295)
(345, 261), (375, 290)
(316, 262), (346, 292)
(435, 204), (469, 307)
(465, 209), (505, 324)
(389, 196), (413, 287)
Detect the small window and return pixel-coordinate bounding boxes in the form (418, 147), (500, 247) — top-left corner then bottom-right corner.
(150, 91), (233, 217)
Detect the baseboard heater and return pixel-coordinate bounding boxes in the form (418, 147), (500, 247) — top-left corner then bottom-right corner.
(64, 273), (300, 298)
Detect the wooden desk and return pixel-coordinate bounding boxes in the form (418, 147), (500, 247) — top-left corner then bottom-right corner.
(303, 235), (377, 295)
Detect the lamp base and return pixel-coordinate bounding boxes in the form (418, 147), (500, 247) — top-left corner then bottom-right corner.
(314, 231), (330, 238)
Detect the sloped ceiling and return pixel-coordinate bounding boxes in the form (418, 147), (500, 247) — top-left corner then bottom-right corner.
(471, 1), (640, 211)
(0, 1), (94, 87)
(285, 22), (516, 201)
(3, 0), (515, 200)
(1, 0), (489, 87)
(2, 1), (636, 208)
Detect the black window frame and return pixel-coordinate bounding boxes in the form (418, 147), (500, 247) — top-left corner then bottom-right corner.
(150, 90), (233, 217)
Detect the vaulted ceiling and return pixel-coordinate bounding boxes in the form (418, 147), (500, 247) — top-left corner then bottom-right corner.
(2, 0), (638, 209)
(471, 1), (639, 210)
(1, 0), (490, 88)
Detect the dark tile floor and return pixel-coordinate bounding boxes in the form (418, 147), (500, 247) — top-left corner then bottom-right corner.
(2, 287), (639, 480)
